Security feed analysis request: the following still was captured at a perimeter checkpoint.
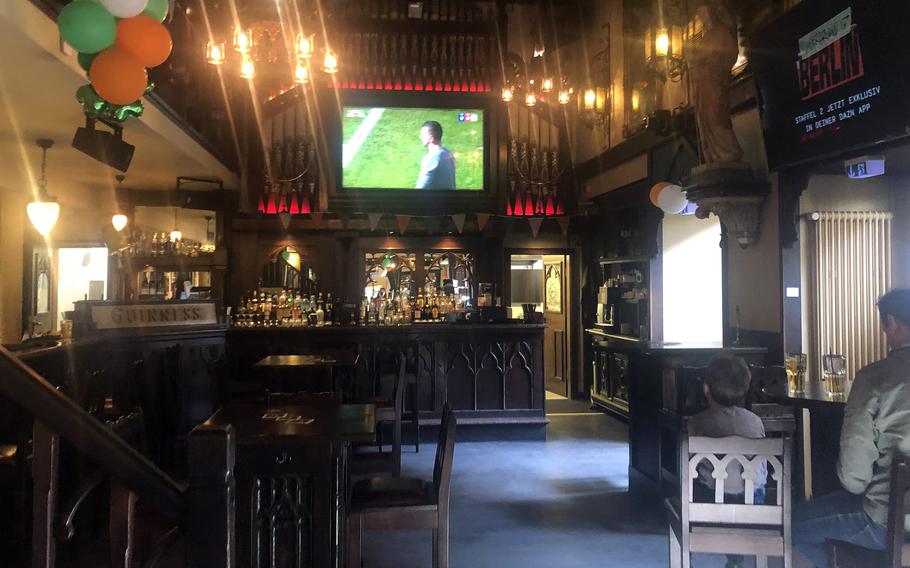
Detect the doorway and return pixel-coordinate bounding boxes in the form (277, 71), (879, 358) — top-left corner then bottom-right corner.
(508, 253), (572, 399)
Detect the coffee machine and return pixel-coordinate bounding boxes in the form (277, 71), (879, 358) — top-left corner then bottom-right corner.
(595, 285), (614, 328)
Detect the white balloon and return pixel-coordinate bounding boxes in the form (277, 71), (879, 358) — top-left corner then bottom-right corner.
(657, 184), (689, 215)
(100, 0), (148, 18)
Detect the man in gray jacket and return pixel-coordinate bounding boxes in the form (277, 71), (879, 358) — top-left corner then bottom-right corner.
(793, 288), (910, 567)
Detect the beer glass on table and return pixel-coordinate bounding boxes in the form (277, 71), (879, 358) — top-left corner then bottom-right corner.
(785, 353), (807, 395)
(823, 354), (848, 400)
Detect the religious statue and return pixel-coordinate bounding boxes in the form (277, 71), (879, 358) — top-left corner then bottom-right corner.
(687, 0), (743, 163)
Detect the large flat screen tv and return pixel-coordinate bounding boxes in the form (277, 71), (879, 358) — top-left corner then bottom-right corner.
(342, 106), (485, 191)
(750, 0), (910, 170)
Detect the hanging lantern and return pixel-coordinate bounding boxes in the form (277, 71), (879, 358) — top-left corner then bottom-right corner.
(240, 56), (255, 79)
(294, 60), (309, 84)
(501, 86), (514, 102)
(233, 26), (252, 53)
(295, 32), (314, 59)
(322, 48), (338, 74)
(27, 139), (60, 237)
(205, 40), (226, 65)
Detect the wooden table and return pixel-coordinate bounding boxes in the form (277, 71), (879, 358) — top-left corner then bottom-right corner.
(254, 351), (357, 393)
(765, 383), (846, 500)
(189, 401), (375, 568)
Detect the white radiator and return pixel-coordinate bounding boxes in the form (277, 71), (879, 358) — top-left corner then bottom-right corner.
(805, 211), (892, 380)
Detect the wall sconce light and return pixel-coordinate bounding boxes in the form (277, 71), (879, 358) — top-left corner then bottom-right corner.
(525, 91), (537, 107)
(645, 23), (686, 81)
(27, 139), (60, 237)
(579, 86), (608, 128)
(501, 86), (514, 102)
(631, 88), (641, 113)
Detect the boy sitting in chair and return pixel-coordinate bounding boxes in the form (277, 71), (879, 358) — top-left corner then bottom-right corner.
(688, 353), (767, 567)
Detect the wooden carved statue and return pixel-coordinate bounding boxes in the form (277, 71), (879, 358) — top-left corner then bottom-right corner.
(687, 0), (743, 163)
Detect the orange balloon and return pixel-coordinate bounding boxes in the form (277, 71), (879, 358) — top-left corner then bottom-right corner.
(115, 15), (172, 68)
(649, 182), (670, 207)
(90, 48), (148, 105)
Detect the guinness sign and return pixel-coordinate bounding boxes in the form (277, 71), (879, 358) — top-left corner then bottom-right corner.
(90, 302), (218, 330)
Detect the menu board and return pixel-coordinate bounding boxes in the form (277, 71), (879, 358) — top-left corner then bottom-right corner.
(750, 0), (910, 170)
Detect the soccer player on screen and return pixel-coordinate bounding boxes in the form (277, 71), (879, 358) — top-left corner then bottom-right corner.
(416, 120), (456, 189)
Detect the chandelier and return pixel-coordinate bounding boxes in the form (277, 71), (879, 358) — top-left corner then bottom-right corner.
(501, 43), (573, 108)
(500, 36), (608, 130)
(204, 0), (338, 85)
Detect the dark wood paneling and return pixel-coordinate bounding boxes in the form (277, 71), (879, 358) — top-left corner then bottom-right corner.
(227, 325), (546, 424)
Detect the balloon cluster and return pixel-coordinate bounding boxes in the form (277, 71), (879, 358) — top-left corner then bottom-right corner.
(58, 0), (172, 120)
(649, 182), (690, 215)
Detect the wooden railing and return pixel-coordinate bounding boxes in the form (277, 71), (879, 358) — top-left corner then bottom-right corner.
(0, 345), (187, 567)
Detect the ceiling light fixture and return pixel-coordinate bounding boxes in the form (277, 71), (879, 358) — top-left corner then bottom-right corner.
(27, 139), (60, 237)
(205, 1), (339, 85)
(169, 208), (182, 241)
(111, 175), (128, 232)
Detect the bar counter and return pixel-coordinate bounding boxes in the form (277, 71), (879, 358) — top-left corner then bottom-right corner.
(766, 379), (848, 498)
(585, 328), (768, 496)
(227, 322), (547, 427)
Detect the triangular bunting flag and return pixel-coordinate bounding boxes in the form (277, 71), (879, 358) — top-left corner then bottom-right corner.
(528, 217), (544, 238)
(311, 212), (324, 228)
(367, 212), (383, 232)
(396, 215), (411, 234)
(476, 213), (491, 232)
(557, 216), (570, 236)
(451, 213), (466, 234)
(278, 210), (292, 230)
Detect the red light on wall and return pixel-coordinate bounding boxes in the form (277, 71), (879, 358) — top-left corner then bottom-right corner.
(300, 194), (311, 214)
(266, 192), (277, 215)
(289, 192), (300, 215)
(524, 193), (534, 216)
(544, 196), (555, 216)
(514, 194), (524, 216)
(257, 194), (265, 213)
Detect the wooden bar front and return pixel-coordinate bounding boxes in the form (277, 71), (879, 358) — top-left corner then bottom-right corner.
(227, 324), (547, 426)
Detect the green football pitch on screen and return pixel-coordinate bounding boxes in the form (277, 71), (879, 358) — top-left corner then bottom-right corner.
(342, 107), (484, 190)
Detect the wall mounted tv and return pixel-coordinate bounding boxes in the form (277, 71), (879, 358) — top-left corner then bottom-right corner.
(342, 105), (485, 191)
(750, 0), (910, 170)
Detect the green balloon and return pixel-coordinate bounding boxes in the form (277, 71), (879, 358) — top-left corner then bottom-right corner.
(77, 51), (97, 72)
(58, 1), (116, 54)
(141, 0), (168, 22)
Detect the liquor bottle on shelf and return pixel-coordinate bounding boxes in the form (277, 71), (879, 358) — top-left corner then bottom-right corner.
(315, 299), (325, 327)
(325, 293), (334, 324)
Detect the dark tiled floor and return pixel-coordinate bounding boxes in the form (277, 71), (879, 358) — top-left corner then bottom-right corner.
(360, 399), (670, 568)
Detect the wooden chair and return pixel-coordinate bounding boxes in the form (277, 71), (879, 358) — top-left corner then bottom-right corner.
(352, 354), (406, 477)
(826, 453), (910, 567)
(348, 403), (457, 568)
(666, 429), (793, 568)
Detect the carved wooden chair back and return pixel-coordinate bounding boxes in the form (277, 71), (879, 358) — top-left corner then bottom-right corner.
(886, 453), (910, 567)
(667, 430), (793, 568)
(827, 453), (910, 567)
(434, 403), (456, 506)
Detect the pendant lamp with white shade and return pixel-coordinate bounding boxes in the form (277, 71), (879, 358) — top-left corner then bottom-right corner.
(27, 139), (60, 237)
(111, 174), (128, 232)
